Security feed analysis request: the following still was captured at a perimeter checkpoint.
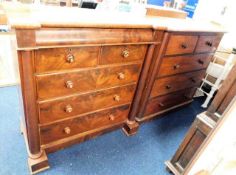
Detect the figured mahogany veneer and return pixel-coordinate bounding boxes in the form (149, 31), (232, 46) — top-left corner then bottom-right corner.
(39, 84), (136, 124)
(40, 105), (130, 144)
(36, 64), (141, 100)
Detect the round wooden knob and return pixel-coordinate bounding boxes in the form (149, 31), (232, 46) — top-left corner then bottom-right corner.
(66, 54), (75, 63)
(109, 114), (115, 121)
(122, 50), (129, 58)
(166, 85), (171, 89)
(198, 59), (204, 65)
(118, 72), (125, 80)
(66, 81), (73, 89)
(181, 43), (187, 49)
(173, 64), (180, 69)
(64, 127), (71, 134)
(65, 105), (73, 113)
(113, 95), (120, 102)
(205, 41), (213, 47)
(190, 78), (196, 83)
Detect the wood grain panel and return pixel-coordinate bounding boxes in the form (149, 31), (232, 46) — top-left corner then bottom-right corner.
(39, 84), (135, 124)
(144, 88), (196, 116)
(40, 105), (129, 144)
(35, 28), (153, 46)
(36, 64), (141, 100)
(151, 70), (205, 98)
(100, 45), (147, 65)
(157, 53), (213, 77)
(195, 34), (222, 53)
(35, 46), (99, 73)
(165, 34), (198, 56)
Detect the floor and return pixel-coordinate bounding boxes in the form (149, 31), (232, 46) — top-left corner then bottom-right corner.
(0, 86), (205, 175)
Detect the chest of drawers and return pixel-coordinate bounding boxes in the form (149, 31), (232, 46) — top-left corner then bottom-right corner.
(135, 32), (223, 122)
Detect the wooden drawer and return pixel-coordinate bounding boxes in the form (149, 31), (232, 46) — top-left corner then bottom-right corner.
(195, 34), (222, 53)
(158, 53), (213, 77)
(35, 46), (99, 73)
(39, 84), (135, 124)
(144, 88), (196, 116)
(40, 105), (129, 144)
(36, 64), (141, 100)
(151, 70), (205, 98)
(165, 34), (198, 56)
(100, 45), (147, 65)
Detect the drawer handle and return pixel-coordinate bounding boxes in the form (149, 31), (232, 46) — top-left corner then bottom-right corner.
(118, 72), (125, 80)
(122, 50), (129, 58)
(166, 85), (172, 89)
(64, 127), (71, 134)
(190, 78), (196, 83)
(65, 105), (73, 113)
(66, 54), (75, 63)
(109, 114), (115, 121)
(113, 95), (120, 102)
(173, 64), (180, 69)
(206, 41), (213, 47)
(181, 43), (187, 49)
(198, 59), (204, 65)
(65, 81), (73, 89)
(159, 103), (165, 107)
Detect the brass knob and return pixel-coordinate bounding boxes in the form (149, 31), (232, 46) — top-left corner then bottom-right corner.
(65, 105), (73, 113)
(65, 81), (73, 89)
(109, 114), (115, 121)
(66, 54), (75, 63)
(159, 103), (165, 107)
(206, 41), (213, 47)
(118, 72), (125, 80)
(173, 64), (180, 69)
(166, 85), (171, 89)
(122, 50), (129, 58)
(64, 127), (71, 134)
(198, 59), (204, 65)
(181, 43), (187, 49)
(113, 95), (120, 102)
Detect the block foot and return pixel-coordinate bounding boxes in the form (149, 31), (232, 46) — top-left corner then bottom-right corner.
(122, 120), (139, 136)
(28, 151), (50, 174)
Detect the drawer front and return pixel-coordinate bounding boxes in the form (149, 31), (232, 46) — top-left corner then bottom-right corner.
(144, 88), (196, 116)
(39, 84), (135, 124)
(40, 105), (129, 144)
(165, 34), (198, 56)
(151, 70), (205, 98)
(195, 35), (222, 53)
(36, 64), (141, 100)
(35, 46), (99, 73)
(100, 45), (147, 65)
(158, 54), (212, 77)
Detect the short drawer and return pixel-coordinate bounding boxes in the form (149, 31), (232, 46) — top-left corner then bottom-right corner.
(165, 34), (198, 56)
(39, 84), (135, 124)
(40, 104), (129, 144)
(36, 64), (141, 100)
(151, 70), (205, 98)
(35, 46), (99, 73)
(100, 45), (147, 65)
(195, 34), (222, 53)
(158, 53), (213, 77)
(144, 88), (196, 116)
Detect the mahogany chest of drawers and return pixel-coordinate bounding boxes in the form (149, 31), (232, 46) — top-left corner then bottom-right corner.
(12, 10), (224, 174)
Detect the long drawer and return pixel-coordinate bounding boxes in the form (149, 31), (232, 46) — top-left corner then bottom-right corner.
(157, 53), (212, 77)
(35, 46), (99, 73)
(39, 84), (135, 124)
(36, 64), (141, 100)
(151, 70), (205, 98)
(144, 88), (196, 116)
(40, 104), (129, 145)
